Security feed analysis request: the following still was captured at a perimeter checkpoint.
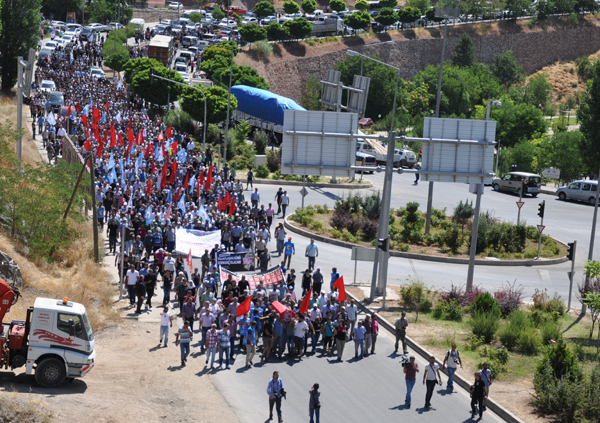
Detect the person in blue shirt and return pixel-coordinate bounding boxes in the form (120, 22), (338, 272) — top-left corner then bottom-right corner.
(245, 321), (257, 368)
(267, 371), (285, 423)
(97, 205), (106, 230)
(283, 237), (295, 268)
(353, 320), (367, 359)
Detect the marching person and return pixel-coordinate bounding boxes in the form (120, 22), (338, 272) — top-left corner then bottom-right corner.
(422, 355), (443, 408)
(394, 311), (409, 354)
(470, 371), (488, 419)
(309, 383), (321, 423)
(267, 371), (285, 423)
(442, 343), (463, 392)
(403, 355), (419, 408)
(175, 320), (193, 367)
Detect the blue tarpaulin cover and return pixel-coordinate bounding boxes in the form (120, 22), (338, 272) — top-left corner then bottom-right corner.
(231, 85), (306, 126)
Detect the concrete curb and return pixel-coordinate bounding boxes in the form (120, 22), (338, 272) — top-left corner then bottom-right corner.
(345, 289), (525, 423)
(253, 178), (373, 189)
(284, 217), (568, 267)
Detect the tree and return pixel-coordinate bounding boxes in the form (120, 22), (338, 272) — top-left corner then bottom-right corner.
(329, 0), (347, 12)
(283, 17), (313, 39)
(524, 73), (552, 109)
(254, 1), (276, 18)
(86, 0), (113, 23)
(506, 0), (531, 19)
(407, 0), (430, 14)
(487, 98), (548, 149)
(492, 51), (524, 90)
(376, 7), (399, 26)
(578, 60), (600, 169)
(123, 58), (163, 85)
(211, 7), (225, 20)
(554, 0), (576, 13)
(536, 0), (553, 19)
(546, 131), (586, 185)
(355, 0), (369, 11)
(344, 11), (371, 30)
(266, 21), (290, 41)
(378, 0), (397, 7)
(131, 67), (185, 105)
(239, 23), (267, 43)
(451, 33), (477, 67)
(0, 0), (41, 92)
(188, 12), (204, 23)
(181, 86), (237, 125)
(301, 77), (322, 110)
(283, 0), (301, 14)
(302, 0), (317, 13)
(105, 51), (130, 73)
(584, 292), (600, 352)
(212, 65), (270, 90)
(425, 8), (444, 23)
(42, 0), (83, 21)
(577, 55), (594, 83)
(397, 6), (420, 28)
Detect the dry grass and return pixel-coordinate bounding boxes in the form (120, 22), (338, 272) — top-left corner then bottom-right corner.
(0, 392), (53, 423)
(0, 93), (42, 168)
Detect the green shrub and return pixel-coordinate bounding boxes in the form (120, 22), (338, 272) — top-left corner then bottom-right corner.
(400, 281), (433, 321)
(163, 109), (196, 135)
(229, 154), (254, 170)
(518, 327), (542, 355)
(533, 288), (565, 316)
(472, 292), (501, 317)
(253, 130), (268, 154)
(476, 345), (510, 379)
(256, 164), (270, 178)
(537, 337), (582, 382)
(469, 311), (500, 343)
(310, 221), (323, 232)
(253, 39), (273, 58)
(331, 230), (342, 239)
(441, 224), (462, 254)
(541, 320), (562, 344)
(499, 310), (531, 351)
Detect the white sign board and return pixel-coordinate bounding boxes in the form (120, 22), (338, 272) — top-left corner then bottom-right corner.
(542, 168), (561, 179)
(420, 117), (496, 184)
(175, 228), (222, 257)
(351, 246), (376, 262)
(281, 110), (358, 177)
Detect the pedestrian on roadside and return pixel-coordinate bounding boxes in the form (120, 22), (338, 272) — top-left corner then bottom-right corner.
(363, 315), (373, 356)
(281, 190), (290, 217)
(414, 163), (421, 184)
(144, 268), (157, 311)
(181, 296), (196, 331)
(347, 299), (358, 339)
(267, 371), (285, 423)
(353, 320), (366, 359)
(217, 322), (231, 369)
(403, 355), (419, 408)
(126, 265), (139, 307)
(293, 314), (309, 361)
(283, 237), (295, 268)
(442, 343), (463, 392)
(246, 168), (254, 190)
(394, 311), (409, 354)
(159, 306), (173, 347)
(32, 121), (36, 140)
(135, 276), (146, 314)
(162, 270), (173, 306)
(480, 362), (493, 393)
(309, 383), (321, 423)
(422, 355), (443, 408)
(305, 239), (318, 270)
(371, 314), (379, 354)
(470, 371), (488, 419)
(175, 320), (193, 367)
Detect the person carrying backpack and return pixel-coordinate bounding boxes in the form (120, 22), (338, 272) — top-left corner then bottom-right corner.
(442, 343), (463, 392)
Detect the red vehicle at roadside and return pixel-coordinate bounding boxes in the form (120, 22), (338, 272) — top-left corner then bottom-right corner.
(359, 118), (373, 128)
(227, 6), (247, 15)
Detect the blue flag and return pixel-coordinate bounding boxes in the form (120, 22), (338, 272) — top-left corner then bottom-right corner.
(177, 149), (187, 163)
(135, 154), (143, 175)
(105, 153), (115, 172)
(107, 168), (117, 183)
(119, 159), (125, 185)
(198, 205), (209, 224)
(188, 174), (196, 195)
(145, 205), (153, 226)
(166, 187), (172, 204)
(177, 195), (186, 214)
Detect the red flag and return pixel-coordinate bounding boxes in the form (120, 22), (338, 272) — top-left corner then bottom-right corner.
(182, 171), (189, 189)
(136, 130), (144, 145)
(110, 125), (116, 147)
(146, 179), (153, 197)
(175, 186), (181, 201)
(198, 171), (204, 186)
(118, 132), (123, 147)
(95, 138), (104, 157)
(187, 249), (193, 270)
(333, 276), (347, 302)
(170, 161), (177, 185)
(151, 159), (156, 174)
(218, 195), (226, 211)
(225, 191), (230, 204)
(171, 140), (178, 156)
(92, 107), (100, 123)
(228, 196), (237, 216)
(104, 102), (109, 114)
(144, 142), (153, 158)
(166, 126), (173, 139)
(127, 127), (134, 144)
(158, 131), (164, 142)
(204, 165), (213, 190)
(83, 137), (92, 151)
(161, 143), (166, 159)
(299, 287), (313, 314)
(81, 115), (88, 128)
(160, 162), (168, 189)
(76, 103), (80, 114)
(236, 296), (252, 318)
(67, 105), (72, 117)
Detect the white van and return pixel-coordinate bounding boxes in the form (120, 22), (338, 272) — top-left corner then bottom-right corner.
(182, 35), (199, 47)
(196, 40), (209, 51)
(129, 18), (145, 33)
(174, 62), (188, 73)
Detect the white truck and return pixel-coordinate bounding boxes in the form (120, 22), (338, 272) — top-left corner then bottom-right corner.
(0, 279), (96, 387)
(356, 138), (403, 167)
(310, 17), (344, 36)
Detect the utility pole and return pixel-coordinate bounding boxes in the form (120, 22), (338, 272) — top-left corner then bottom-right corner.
(16, 57), (25, 172)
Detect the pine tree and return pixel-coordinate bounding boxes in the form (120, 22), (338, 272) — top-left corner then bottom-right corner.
(450, 33), (477, 68)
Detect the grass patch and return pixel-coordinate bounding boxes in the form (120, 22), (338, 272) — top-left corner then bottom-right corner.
(0, 392), (53, 423)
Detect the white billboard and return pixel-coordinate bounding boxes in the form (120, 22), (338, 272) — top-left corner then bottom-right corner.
(281, 110), (358, 177)
(420, 117), (496, 184)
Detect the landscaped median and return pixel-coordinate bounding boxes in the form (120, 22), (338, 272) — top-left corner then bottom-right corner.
(286, 193), (568, 266)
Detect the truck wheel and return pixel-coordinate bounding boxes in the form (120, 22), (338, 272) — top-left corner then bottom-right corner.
(35, 358), (66, 388)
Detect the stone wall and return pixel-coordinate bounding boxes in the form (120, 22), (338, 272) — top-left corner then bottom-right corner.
(258, 24), (600, 105)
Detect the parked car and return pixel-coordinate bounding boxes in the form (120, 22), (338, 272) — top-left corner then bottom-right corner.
(89, 66), (105, 79)
(168, 2), (184, 10)
(261, 15), (277, 25)
(556, 180), (599, 205)
(40, 79), (56, 93)
(242, 17), (258, 24)
(177, 71), (190, 84)
(355, 151), (376, 174)
(51, 21), (66, 31)
(66, 24), (82, 34)
(394, 149), (417, 168)
(155, 24), (172, 35)
(80, 27), (97, 41)
(174, 62), (188, 72)
(86, 23), (105, 32)
(492, 172), (542, 197)
(171, 24), (183, 34)
(106, 22), (124, 31)
(38, 48), (53, 60)
(182, 36), (199, 47)
(358, 117), (373, 128)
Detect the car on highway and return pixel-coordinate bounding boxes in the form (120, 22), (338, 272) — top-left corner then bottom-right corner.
(174, 62), (188, 73)
(358, 117), (373, 128)
(182, 36), (199, 47)
(86, 23), (105, 32)
(260, 15), (277, 25)
(171, 24), (183, 34)
(177, 71), (190, 84)
(168, 1), (184, 10)
(556, 180), (599, 205)
(66, 23), (82, 34)
(179, 51), (195, 63)
(80, 27), (97, 41)
(355, 151), (376, 174)
(106, 22), (124, 31)
(40, 79), (56, 93)
(61, 34), (75, 44)
(51, 21), (67, 31)
(492, 172), (542, 197)
(44, 41), (59, 51)
(394, 148), (418, 168)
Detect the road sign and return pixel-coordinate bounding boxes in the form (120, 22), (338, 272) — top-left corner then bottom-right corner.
(516, 201), (524, 210)
(542, 168), (561, 179)
(568, 271), (576, 280)
(299, 187), (308, 197)
(537, 225), (545, 234)
(351, 246), (376, 261)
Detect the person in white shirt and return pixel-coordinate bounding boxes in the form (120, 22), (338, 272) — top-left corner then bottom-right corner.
(159, 306), (173, 347)
(318, 292), (328, 310)
(310, 304), (322, 322)
(442, 343), (463, 392)
(125, 266), (139, 306)
(423, 356), (443, 408)
(293, 315), (309, 360)
(347, 299), (358, 339)
(280, 191), (290, 217)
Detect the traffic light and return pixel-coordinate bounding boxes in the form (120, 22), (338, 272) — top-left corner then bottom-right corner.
(377, 237), (389, 252)
(567, 242), (575, 261)
(149, 68), (154, 85)
(537, 201), (545, 218)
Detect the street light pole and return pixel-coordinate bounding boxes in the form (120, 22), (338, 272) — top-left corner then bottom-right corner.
(347, 50), (400, 305)
(359, 41), (393, 77)
(222, 0), (235, 167)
